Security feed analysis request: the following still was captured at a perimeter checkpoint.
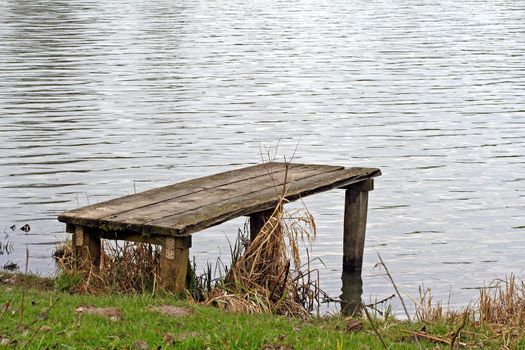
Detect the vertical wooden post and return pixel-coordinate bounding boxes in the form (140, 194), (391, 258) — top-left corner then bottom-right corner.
(249, 208), (274, 241)
(160, 236), (191, 293)
(343, 179), (374, 272)
(73, 226), (101, 271)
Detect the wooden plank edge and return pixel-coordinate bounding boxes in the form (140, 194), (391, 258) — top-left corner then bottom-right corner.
(144, 167), (381, 237)
(56, 162), (311, 224)
(59, 164), (345, 231)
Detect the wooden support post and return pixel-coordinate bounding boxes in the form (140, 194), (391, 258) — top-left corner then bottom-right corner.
(249, 208), (274, 241)
(72, 226), (101, 271)
(160, 236), (191, 293)
(343, 179), (374, 272)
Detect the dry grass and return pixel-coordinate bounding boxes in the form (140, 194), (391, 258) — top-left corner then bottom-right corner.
(54, 240), (161, 294)
(53, 194), (323, 318)
(205, 195), (321, 319)
(410, 275), (525, 348)
(416, 276), (525, 328)
(478, 275), (525, 328)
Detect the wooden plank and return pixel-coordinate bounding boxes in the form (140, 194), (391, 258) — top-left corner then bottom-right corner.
(145, 167), (380, 236)
(58, 162), (302, 227)
(96, 164), (342, 233)
(68, 227), (192, 247)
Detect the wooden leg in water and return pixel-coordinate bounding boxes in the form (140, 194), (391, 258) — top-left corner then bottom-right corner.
(343, 179), (374, 272)
(73, 226), (101, 271)
(340, 271), (363, 316)
(160, 236), (191, 293)
(249, 208), (274, 241)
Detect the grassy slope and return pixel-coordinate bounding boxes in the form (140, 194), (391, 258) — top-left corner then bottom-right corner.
(0, 280), (427, 350)
(3, 274), (525, 349)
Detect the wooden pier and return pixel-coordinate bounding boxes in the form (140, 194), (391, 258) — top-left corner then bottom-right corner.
(58, 162), (381, 292)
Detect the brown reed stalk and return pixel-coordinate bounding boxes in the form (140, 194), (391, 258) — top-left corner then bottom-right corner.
(54, 240), (161, 294)
(376, 253), (411, 322)
(361, 301), (388, 349)
(205, 191), (320, 318)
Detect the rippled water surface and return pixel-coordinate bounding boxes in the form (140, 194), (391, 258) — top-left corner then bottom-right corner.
(1, 0), (524, 311)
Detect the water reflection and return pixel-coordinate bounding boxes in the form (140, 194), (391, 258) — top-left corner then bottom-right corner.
(340, 271), (363, 316)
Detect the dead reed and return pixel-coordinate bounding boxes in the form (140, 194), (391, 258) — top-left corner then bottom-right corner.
(409, 275), (525, 348)
(54, 240), (161, 294)
(205, 195), (321, 319)
(478, 275), (525, 329)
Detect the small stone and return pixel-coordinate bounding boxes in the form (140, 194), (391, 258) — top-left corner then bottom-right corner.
(176, 332), (199, 341)
(346, 319), (363, 332)
(39, 325), (52, 332)
(162, 333), (175, 343)
(74, 305), (123, 321)
(261, 344), (294, 350)
(134, 340), (148, 350)
(149, 305), (191, 317)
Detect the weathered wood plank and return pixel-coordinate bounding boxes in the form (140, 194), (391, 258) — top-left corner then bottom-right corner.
(58, 162), (303, 227)
(96, 164), (342, 233)
(145, 167), (380, 236)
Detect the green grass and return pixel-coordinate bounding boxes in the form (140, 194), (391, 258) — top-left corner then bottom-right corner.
(3, 274), (525, 349)
(0, 278), (431, 350)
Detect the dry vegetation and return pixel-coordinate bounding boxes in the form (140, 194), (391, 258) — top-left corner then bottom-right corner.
(392, 275), (525, 349)
(54, 240), (161, 294)
(205, 195), (320, 318)
(54, 161), (325, 318)
(48, 158), (525, 347)
(53, 194), (321, 318)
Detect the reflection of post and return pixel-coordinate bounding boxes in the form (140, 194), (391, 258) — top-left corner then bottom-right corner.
(340, 271), (363, 316)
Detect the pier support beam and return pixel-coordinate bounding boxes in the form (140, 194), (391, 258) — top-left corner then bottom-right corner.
(249, 208), (275, 241)
(342, 179), (374, 272)
(73, 226), (101, 271)
(160, 236), (191, 293)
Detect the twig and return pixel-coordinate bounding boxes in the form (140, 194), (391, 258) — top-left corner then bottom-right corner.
(0, 300), (11, 322)
(361, 302), (388, 349)
(377, 253), (423, 349)
(25, 296), (57, 328)
(411, 331), (451, 345)
(450, 312), (469, 349)
(19, 247), (29, 323)
(377, 253), (411, 322)
(17, 298), (57, 349)
(366, 294), (396, 308)
(409, 330), (469, 348)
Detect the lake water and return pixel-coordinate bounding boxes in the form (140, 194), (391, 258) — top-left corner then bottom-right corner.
(0, 0), (524, 314)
